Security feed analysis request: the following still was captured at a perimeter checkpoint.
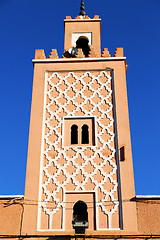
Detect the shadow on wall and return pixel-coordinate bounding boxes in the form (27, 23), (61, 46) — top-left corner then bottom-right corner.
(47, 238), (71, 240)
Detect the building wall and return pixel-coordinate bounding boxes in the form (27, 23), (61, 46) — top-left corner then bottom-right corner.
(136, 199), (160, 234)
(38, 69), (120, 231)
(21, 15), (137, 235)
(64, 18), (101, 56)
(22, 57), (137, 235)
(0, 199), (22, 235)
(0, 198), (160, 236)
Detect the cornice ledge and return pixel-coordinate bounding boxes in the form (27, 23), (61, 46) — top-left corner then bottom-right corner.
(136, 195), (160, 199)
(64, 19), (101, 22)
(32, 57), (126, 63)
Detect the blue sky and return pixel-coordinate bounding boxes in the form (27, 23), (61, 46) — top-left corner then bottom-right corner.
(0, 0), (160, 195)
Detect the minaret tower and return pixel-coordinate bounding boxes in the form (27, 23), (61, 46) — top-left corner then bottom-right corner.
(22, 1), (137, 235)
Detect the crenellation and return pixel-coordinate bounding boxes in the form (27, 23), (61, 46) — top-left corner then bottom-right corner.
(88, 47), (96, 57)
(101, 48), (111, 57)
(76, 48), (85, 58)
(114, 47), (124, 57)
(35, 49), (46, 59)
(93, 15), (100, 19)
(49, 49), (59, 59)
(84, 15), (90, 19)
(66, 16), (72, 19)
(75, 15), (81, 19)
(88, 46), (100, 58)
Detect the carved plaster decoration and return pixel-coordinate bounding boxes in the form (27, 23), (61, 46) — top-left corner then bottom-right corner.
(38, 70), (120, 231)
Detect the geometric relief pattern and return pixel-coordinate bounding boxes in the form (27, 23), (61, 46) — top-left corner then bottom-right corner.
(38, 70), (120, 230)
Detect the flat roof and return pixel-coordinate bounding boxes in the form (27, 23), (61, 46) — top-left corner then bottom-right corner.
(64, 19), (101, 22)
(136, 195), (160, 199)
(0, 195), (24, 199)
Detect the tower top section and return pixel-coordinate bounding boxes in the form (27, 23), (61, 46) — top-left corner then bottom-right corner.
(79, 0), (86, 16)
(64, 15), (101, 57)
(34, 8), (124, 60)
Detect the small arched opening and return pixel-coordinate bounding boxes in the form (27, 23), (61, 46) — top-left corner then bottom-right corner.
(81, 124), (89, 144)
(76, 36), (90, 57)
(72, 200), (88, 233)
(71, 125), (78, 144)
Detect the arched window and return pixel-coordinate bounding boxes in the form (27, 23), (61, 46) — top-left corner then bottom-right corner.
(76, 37), (90, 57)
(73, 200), (88, 222)
(71, 125), (78, 144)
(81, 124), (89, 144)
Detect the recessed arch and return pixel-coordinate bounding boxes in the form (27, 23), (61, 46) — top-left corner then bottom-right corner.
(71, 124), (78, 144)
(64, 117), (95, 147)
(81, 124), (89, 144)
(73, 200), (88, 222)
(76, 36), (90, 57)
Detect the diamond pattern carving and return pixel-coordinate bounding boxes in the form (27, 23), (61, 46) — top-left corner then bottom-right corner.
(38, 70), (119, 231)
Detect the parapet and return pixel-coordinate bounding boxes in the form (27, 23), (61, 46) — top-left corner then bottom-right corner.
(101, 48), (111, 57)
(49, 49), (59, 59)
(34, 47), (124, 59)
(35, 49), (46, 59)
(114, 47), (124, 57)
(65, 15), (100, 20)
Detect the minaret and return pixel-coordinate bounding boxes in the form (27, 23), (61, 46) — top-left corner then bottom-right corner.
(22, 2), (137, 235)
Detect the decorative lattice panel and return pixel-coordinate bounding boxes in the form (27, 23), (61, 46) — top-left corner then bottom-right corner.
(38, 70), (120, 231)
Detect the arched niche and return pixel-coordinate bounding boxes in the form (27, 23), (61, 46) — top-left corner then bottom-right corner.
(73, 200), (88, 222)
(71, 124), (78, 144)
(76, 36), (90, 57)
(81, 124), (89, 144)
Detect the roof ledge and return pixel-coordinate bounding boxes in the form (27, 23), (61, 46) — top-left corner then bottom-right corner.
(0, 195), (24, 200)
(136, 195), (160, 199)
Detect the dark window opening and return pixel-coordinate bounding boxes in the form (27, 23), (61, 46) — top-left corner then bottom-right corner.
(72, 200), (88, 233)
(71, 125), (78, 144)
(76, 37), (90, 57)
(81, 124), (89, 144)
(73, 200), (88, 222)
(120, 146), (125, 161)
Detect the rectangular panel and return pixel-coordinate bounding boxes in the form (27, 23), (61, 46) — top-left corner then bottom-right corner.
(37, 70), (120, 231)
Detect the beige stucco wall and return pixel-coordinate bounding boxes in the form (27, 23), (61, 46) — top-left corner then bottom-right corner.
(1, 198), (160, 236)
(38, 69), (120, 231)
(136, 199), (160, 234)
(64, 19), (101, 56)
(0, 199), (23, 235)
(21, 57), (137, 235)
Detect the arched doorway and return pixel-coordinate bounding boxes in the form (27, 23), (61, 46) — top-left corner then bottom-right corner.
(72, 200), (88, 233)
